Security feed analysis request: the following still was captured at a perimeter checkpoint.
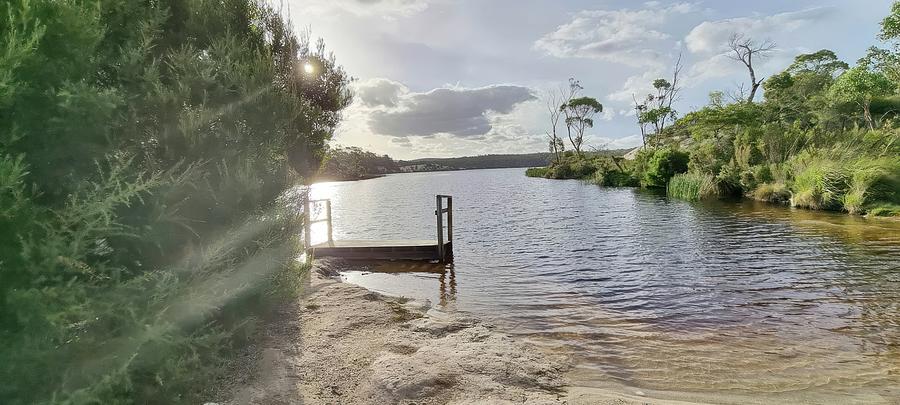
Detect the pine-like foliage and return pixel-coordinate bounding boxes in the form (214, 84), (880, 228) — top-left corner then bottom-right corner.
(0, 0), (352, 403)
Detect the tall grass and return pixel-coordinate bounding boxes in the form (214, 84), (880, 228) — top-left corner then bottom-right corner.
(525, 167), (549, 178)
(788, 139), (900, 214)
(667, 172), (718, 201)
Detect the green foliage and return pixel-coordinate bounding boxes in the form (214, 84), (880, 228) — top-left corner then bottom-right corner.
(534, 154), (637, 187)
(640, 147), (689, 188)
(561, 96), (603, 154)
(751, 183), (791, 203)
(829, 65), (895, 129)
(525, 167), (550, 178)
(320, 146), (399, 181)
(667, 172), (718, 201)
(0, 0), (351, 403)
(881, 1), (900, 41)
(540, 6), (900, 216)
(790, 157), (851, 210)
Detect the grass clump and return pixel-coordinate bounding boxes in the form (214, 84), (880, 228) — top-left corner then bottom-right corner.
(790, 158), (851, 210)
(525, 167), (550, 178)
(843, 157), (900, 214)
(751, 183), (791, 203)
(667, 172), (718, 201)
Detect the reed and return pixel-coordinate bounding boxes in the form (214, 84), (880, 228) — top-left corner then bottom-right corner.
(667, 172), (718, 201)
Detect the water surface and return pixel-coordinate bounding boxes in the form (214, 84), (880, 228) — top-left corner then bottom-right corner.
(309, 168), (900, 404)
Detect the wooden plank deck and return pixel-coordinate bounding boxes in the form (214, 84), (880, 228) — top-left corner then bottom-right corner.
(311, 239), (452, 261)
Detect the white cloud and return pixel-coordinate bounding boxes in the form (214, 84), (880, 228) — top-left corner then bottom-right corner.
(534, 3), (698, 67)
(607, 70), (667, 104)
(685, 7), (835, 54)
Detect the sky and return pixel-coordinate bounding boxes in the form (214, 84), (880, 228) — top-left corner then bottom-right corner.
(286, 0), (894, 159)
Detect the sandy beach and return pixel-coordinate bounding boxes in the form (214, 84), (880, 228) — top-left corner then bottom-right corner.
(218, 259), (718, 405)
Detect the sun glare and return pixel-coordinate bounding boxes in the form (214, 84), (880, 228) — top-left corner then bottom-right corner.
(303, 62), (315, 74)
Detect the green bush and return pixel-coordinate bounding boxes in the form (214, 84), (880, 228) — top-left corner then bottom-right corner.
(525, 167), (549, 178)
(667, 172), (718, 201)
(592, 168), (639, 187)
(751, 183), (792, 203)
(544, 156), (598, 179)
(0, 0), (351, 403)
(641, 147), (689, 188)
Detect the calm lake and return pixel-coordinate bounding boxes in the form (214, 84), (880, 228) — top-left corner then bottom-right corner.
(309, 168), (900, 404)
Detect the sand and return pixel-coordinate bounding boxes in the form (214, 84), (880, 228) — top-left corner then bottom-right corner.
(220, 259), (706, 405)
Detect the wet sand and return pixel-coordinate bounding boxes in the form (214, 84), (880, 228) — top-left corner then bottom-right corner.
(221, 259), (711, 404)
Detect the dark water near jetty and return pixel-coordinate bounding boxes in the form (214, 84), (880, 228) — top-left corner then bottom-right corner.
(309, 168), (900, 404)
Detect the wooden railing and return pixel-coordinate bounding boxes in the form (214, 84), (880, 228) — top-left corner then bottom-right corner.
(304, 198), (333, 249)
(436, 195), (453, 262)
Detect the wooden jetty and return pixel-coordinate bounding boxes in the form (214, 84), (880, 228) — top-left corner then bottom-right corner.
(304, 195), (453, 263)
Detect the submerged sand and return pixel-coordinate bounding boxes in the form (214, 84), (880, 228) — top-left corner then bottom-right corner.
(222, 260), (706, 404)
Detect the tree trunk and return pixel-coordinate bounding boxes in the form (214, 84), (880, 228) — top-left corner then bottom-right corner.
(863, 101), (875, 131)
(748, 81), (760, 103)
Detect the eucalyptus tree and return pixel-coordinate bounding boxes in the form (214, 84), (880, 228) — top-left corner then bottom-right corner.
(633, 54), (683, 147)
(561, 96), (603, 156)
(545, 78), (582, 163)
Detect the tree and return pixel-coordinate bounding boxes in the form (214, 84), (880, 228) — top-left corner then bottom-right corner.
(764, 50), (849, 127)
(545, 78), (581, 164)
(727, 33), (776, 103)
(641, 147), (689, 188)
(633, 53), (683, 147)
(787, 49), (849, 77)
(880, 1), (900, 42)
(829, 65), (896, 130)
(561, 96), (603, 156)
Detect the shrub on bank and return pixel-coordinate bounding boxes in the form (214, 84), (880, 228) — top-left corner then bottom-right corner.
(640, 147), (690, 188)
(591, 167), (639, 187)
(667, 172), (718, 201)
(0, 0), (350, 403)
(525, 167), (549, 178)
(751, 183), (792, 203)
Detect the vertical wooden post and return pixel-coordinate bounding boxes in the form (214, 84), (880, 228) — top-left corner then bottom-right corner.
(303, 188), (311, 253)
(325, 199), (333, 243)
(446, 196), (453, 243)
(436, 195), (444, 261)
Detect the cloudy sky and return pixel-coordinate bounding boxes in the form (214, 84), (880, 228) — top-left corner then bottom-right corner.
(287, 0), (893, 159)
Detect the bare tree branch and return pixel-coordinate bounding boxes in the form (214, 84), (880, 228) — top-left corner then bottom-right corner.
(727, 33), (776, 103)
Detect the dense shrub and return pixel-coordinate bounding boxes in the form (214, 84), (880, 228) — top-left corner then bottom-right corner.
(0, 0), (351, 403)
(641, 147), (689, 188)
(591, 167), (639, 187)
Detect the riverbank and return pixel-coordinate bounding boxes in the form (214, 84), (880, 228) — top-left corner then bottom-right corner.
(218, 259), (704, 404)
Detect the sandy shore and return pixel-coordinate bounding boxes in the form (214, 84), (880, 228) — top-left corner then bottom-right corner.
(221, 260), (706, 404)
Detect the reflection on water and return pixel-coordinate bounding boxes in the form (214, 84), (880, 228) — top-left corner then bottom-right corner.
(341, 262), (457, 307)
(309, 169), (900, 404)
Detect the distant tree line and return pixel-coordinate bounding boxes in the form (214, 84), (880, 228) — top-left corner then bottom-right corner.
(319, 150), (638, 180)
(532, 2), (900, 216)
(319, 146), (399, 180)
